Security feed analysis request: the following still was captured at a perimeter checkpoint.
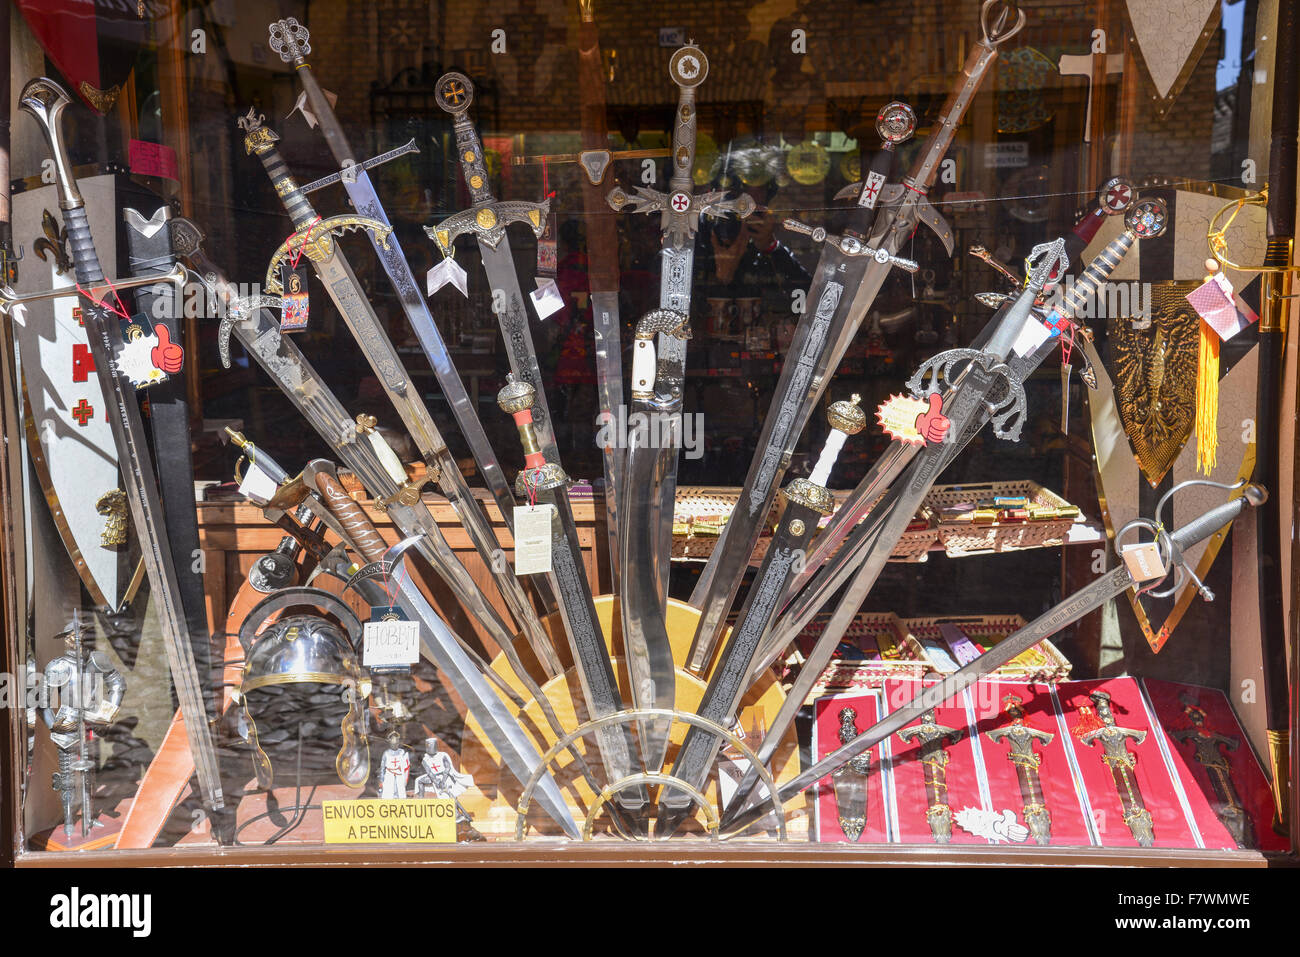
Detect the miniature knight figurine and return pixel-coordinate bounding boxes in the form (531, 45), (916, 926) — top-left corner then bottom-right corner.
(39, 614), (126, 837)
(378, 731), (410, 799)
(412, 737), (474, 809)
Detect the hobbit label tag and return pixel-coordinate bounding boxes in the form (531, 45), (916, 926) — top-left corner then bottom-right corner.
(513, 504), (554, 575)
(363, 616), (420, 670)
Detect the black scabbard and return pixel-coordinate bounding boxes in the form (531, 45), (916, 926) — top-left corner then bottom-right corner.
(123, 206), (213, 714)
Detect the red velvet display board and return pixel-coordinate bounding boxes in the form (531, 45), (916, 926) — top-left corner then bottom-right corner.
(1057, 678), (1197, 848)
(881, 678), (987, 844)
(1143, 679), (1288, 852)
(973, 680), (1096, 847)
(811, 690), (891, 843)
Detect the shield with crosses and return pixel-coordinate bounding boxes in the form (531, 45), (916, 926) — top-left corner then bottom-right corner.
(1084, 184), (1265, 652)
(11, 176), (134, 610)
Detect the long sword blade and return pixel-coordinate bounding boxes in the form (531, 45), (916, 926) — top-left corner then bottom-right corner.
(18, 78), (223, 811)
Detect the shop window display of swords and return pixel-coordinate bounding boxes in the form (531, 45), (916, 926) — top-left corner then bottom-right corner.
(4, 0), (1293, 856)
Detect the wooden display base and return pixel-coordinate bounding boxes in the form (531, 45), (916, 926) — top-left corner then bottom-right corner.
(30, 810), (125, 852)
(457, 595), (805, 842)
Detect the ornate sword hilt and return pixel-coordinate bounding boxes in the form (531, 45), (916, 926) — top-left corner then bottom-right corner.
(498, 374), (567, 495)
(268, 16), (310, 63)
(262, 215), (394, 294)
(424, 199), (548, 259)
(352, 414), (436, 509)
(785, 394), (867, 517)
(630, 308), (691, 402)
(980, 0), (1027, 46)
(782, 218), (919, 272)
(0, 262), (186, 317)
(906, 348), (1027, 441)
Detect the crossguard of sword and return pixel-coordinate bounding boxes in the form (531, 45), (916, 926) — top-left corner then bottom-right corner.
(905, 348), (1027, 441)
(424, 199), (548, 258)
(263, 216), (393, 293)
(783, 218), (919, 272)
(217, 291), (286, 369)
(607, 186), (755, 248)
(0, 262), (187, 316)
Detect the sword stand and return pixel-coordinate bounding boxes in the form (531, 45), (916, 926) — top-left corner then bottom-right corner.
(470, 595), (804, 840)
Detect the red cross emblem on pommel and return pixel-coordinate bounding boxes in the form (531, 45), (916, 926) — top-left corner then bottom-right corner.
(670, 191), (691, 213)
(1105, 183), (1132, 211)
(71, 398), (94, 426)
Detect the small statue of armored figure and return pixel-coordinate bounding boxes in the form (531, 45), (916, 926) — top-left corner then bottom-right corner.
(413, 737), (483, 841)
(378, 730), (410, 799)
(39, 613), (126, 838)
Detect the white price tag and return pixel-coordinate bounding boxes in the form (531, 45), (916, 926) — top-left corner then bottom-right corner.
(1011, 314), (1052, 357)
(427, 257), (469, 298)
(362, 618), (420, 668)
(237, 461), (279, 506)
(1121, 540), (1165, 582)
(529, 277), (565, 320)
(513, 504), (554, 575)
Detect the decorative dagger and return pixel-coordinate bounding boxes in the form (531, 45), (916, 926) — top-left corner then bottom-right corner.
(986, 694), (1054, 845)
(1078, 690), (1155, 847)
(498, 375), (646, 813)
(1169, 693), (1254, 848)
(830, 707), (872, 842)
(15, 77), (223, 814)
(688, 0), (1027, 674)
(723, 480), (1267, 834)
(655, 395), (866, 837)
(898, 709), (963, 844)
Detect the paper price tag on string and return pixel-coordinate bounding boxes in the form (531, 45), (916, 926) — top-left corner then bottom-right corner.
(427, 257), (469, 299)
(1011, 313), (1052, 357)
(513, 504), (554, 575)
(286, 87), (338, 129)
(279, 263), (311, 332)
(237, 460), (280, 506)
(1186, 272), (1256, 341)
(363, 615), (420, 671)
(529, 277), (565, 320)
(1121, 540), (1166, 582)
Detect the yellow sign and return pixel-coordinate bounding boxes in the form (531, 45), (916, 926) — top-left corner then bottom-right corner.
(321, 799), (457, 844)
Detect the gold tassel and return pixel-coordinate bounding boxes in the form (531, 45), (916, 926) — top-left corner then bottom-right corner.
(1195, 317), (1219, 474)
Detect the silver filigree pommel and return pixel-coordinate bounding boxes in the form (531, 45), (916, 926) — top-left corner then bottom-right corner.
(826, 394), (867, 435)
(268, 18), (311, 64)
(634, 308), (691, 340)
(435, 73), (475, 115)
(497, 373), (537, 414)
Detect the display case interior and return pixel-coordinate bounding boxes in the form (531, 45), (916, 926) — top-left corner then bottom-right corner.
(1, 0), (1296, 864)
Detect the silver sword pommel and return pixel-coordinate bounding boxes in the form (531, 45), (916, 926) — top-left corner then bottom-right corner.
(19, 79), (80, 211)
(424, 198), (549, 258)
(269, 16), (311, 65)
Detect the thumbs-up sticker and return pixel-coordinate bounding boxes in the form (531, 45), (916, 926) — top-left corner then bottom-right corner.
(876, 391), (950, 446)
(150, 323), (185, 374)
